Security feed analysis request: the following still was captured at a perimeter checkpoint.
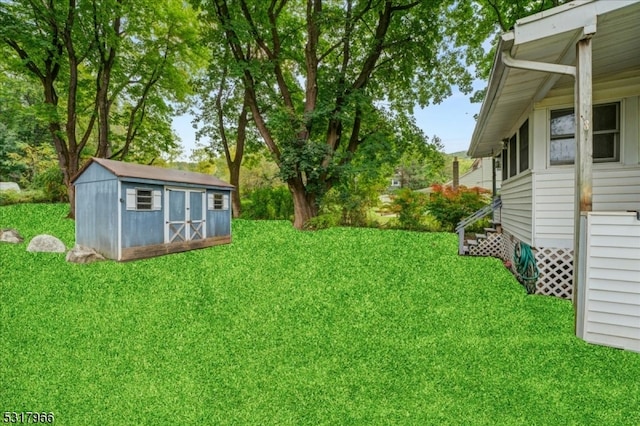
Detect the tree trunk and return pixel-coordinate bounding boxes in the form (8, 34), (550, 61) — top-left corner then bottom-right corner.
(288, 178), (317, 229)
(229, 161), (242, 218)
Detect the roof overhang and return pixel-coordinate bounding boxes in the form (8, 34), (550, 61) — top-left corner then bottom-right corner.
(468, 0), (640, 158)
(72, 157), (235, 189)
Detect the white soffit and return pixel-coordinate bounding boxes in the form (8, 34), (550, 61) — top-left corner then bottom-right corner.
(468, 0), (640, 158)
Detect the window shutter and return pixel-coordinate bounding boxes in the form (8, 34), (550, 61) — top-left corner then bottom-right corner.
(207, 193), (214, 210)
(126, 188), (136, 210)
(223, 194), (230, 210)
(152, 190), (162, 210)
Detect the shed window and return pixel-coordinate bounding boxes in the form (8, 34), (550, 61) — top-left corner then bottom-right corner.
(126, 188), (161, 211)
(550, 102), (620, 165)
(136, 190), (153, 210)
(208, 193), (229, 211)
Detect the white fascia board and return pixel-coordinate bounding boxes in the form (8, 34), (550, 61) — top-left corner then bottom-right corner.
(513, 0), (637, 45)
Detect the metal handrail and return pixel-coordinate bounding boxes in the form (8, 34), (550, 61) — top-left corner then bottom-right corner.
(457, 197), (502, 255)
(455, 197), (501, 232)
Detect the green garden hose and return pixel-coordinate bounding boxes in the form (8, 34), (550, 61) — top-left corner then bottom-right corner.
(514, 242), (539, 294)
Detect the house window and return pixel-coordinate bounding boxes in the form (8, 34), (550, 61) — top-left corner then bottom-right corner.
(550, 102), (620, 165)
(508, 135), (517, 178)
(519, 120), (529, 172)
(501, 148), (508, 181)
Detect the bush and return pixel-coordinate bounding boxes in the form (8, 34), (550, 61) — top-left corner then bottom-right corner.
(241, 186), (294, 220)
(427, 184), (491, 231)
(303, 213), (340, 230)
(32, 166), (68, 202)
(0, 189), (59, 206)
(319, 185), (379, 227)
(387, 188), (429, 230)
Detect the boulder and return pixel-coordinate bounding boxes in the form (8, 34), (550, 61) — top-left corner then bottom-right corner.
(27, 234), (66, 253)
(66, 245), (106, 264)
(0, 228), (23, 244)
(0, 182), (20, 192)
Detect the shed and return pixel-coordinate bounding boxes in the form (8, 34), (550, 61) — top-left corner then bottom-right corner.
(71, 158), (234, 261)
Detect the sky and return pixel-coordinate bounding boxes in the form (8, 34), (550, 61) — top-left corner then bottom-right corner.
(171, 86), (483, 161)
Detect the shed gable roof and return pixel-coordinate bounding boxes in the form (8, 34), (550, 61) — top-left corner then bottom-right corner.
(468, 0), (640, 158)
(72, 157), (234, 189)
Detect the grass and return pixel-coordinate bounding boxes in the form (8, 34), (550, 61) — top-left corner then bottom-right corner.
(1, 203), (639, 425)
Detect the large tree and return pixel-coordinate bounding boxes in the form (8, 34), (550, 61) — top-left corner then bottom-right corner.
(0, 0), (202, 216)
(192, 0), (478, 228)
(192, 44), (259, 217)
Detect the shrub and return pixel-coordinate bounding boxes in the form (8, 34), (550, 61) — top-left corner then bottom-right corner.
(426, 184), (490, 231)
(319, 185), (378, 227)
(241, 186), (294, 220)
(32, 166), (68, 202)
(303, 213), (340, 230)
(387, 188), (429, 230)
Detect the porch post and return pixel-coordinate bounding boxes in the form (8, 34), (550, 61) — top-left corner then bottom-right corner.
(573, 36), (593, 338)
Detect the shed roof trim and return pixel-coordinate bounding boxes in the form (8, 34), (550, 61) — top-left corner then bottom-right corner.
(72, 157), (235, 189)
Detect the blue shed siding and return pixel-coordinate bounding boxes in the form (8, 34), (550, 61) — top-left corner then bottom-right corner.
(120, 182), (165, 248)
(206, 189), (232, 237)
(75, 177), (119, 259)
(73, 162), (115, 184)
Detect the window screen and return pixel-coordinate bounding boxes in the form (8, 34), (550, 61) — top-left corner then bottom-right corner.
(550, 103), (619, 165)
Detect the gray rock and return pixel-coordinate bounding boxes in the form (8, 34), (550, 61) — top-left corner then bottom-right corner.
(66, 245), (106, 264)
(0, 182), (20, 192)
(0, 228), (23, 244)
(27, 234), (66, 253)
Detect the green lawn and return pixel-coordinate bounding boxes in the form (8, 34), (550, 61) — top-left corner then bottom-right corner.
(1, 203), (639, 425)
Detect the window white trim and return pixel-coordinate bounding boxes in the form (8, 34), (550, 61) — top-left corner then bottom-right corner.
(152, 190), (162, 210)
(125, 187), (159, 211)
(208, 192), (229, 211)
(126, 188), (136, 210)
(549, 101), (621, 166)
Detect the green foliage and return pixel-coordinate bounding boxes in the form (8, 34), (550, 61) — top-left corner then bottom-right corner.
(318, 175), (385, 228)
(303, 213), (340, 230)
(3, 203), (640, 425)
(241, 186), (293, 221)
(388, 188), (429, 230)
(427, 184), (491, 231)
(0, 190), (52, 206)
(32, 166), (68, 203)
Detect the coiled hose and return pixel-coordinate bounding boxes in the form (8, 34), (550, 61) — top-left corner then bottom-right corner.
(514, 242), (539, 294)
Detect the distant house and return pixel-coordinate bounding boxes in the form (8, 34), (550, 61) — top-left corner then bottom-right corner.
(465, 0), (640, 352)
(72, 158), (234, 261)
(416, 157), (500, 194)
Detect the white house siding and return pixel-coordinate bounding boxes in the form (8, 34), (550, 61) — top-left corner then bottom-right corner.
(593, 167), (640, 210)
(583, 212), (640, 352)
(499, 170), (533, 245)
(533, 167), (640, 248)
(459, 158), (501, 191)
(534, 170), (574, 247)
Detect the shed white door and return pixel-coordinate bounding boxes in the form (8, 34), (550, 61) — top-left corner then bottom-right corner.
(165, 188), (206, 243)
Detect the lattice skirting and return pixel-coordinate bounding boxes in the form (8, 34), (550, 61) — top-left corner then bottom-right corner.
(469, 232), (503, 257)
(501, 231), (574, 300)
(535, 247), (573, 299)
